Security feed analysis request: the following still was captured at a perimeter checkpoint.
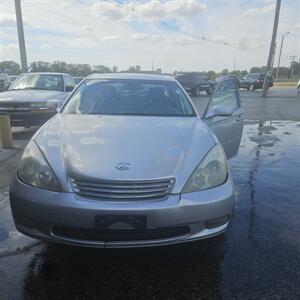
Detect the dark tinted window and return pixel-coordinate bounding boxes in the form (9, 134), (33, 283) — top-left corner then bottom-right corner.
(63, 79), (196, 117)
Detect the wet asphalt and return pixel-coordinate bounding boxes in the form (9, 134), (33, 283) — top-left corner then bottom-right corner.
(0, 87), (300, 299)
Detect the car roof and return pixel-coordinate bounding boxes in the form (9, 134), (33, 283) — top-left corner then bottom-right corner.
(21, 72), (70, 76)
(87, 73), (174, 81)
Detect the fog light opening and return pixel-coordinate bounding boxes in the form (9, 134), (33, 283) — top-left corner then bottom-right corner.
(205, 215), (229, 229)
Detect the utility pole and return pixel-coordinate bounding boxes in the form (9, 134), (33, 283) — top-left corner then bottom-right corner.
(262, 0), (281, 97)
(275, 32), (290, 82)
(14, 0), (28, 72)
(233, 56), (236, 72)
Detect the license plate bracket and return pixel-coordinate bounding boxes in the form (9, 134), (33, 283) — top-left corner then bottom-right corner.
(95, 215), (147, 230)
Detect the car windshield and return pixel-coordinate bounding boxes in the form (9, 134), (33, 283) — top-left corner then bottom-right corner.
(62, 79), (196, 117)
(10, 74), (64, 91)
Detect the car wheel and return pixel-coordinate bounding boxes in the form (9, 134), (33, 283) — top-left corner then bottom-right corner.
(206, 86), (213, 95)
(298, 86), (300, 93)
(249, 84), (255, 91)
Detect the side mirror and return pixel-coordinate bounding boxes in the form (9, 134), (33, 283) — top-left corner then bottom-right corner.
(205, 105), (233, 119)
(65, 86), (74, 92)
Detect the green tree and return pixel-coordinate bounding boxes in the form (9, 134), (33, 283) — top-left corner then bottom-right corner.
(221, 69), (229, 75)
(240, 70), (248, 77)
(260, 66), (267, 73)
(93, 65), (111, 73)
(128, 66), (136, 72)
(0, 61), (21, 75)
(51, 61), (68, 73)
(30, 61), (51, 72)
(207, 70), (216, 79)
(250, 66), (260, 73)
(77, 64), (92, 76)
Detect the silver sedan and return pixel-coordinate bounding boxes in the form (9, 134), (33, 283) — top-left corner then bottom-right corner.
(10, 73), (244, 248)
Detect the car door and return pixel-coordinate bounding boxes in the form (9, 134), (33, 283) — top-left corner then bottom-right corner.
(202, 79), (244, 159)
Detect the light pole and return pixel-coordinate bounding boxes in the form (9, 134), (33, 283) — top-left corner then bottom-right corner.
(14, 0), (28, 72)
(262, 0), (281, 97)
(275, 31), (290, 82)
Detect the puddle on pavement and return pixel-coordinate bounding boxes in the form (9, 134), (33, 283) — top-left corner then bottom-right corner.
(2, 120), (300, 299)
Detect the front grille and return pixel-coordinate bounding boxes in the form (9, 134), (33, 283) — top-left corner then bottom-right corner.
(0, 101), (32, 113)
(52, 226), (190, 241)
(71, 177), (175, 200)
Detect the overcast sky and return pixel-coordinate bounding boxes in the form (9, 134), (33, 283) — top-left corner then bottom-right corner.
(0, 0), (299, 73)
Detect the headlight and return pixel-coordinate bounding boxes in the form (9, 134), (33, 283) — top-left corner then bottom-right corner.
(182, 144), (228, 194)
(18, 141), (61, 192)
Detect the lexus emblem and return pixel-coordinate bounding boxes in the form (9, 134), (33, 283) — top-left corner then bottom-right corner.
(116, 162), (131, 171)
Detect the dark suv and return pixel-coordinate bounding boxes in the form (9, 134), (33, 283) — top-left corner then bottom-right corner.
(175, 73), (215, 96)
(239, 73), (273, 91)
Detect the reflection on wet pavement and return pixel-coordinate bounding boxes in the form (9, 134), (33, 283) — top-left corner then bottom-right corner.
(2, 121), (300, 299)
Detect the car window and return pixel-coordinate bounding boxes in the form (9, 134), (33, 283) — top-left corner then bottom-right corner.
(62, 79), (196, 117)
(205, 79), (238, 115)
(10, 74), (64, 91)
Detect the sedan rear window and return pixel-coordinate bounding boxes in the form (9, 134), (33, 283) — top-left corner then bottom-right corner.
(62, 79), (196, 117)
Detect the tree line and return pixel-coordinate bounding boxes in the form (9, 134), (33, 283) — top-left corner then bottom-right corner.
(0, 60), (299, 80)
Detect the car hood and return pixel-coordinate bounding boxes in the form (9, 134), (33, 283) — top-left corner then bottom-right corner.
(35, 114), (215, 193)
(0, 89), (67, 102)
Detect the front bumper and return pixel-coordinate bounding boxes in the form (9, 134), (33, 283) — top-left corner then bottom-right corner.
(1, 112), (55, 127)
(10, 176), (234, 248)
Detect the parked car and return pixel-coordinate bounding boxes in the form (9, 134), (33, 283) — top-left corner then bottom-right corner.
(73, 76), (84, 85)
(175, 73), (215, 96)
(0, 72), (75, 127)
(0, 73), (11, 92)
(239, 73), (273, 91)
(297, 79), (300, 93)
(10, 73), (244, 248)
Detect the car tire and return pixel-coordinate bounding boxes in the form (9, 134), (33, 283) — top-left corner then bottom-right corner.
(298, 86), (300, 93)
(206, 86), (213, 95)
(249, 84), (255, 91)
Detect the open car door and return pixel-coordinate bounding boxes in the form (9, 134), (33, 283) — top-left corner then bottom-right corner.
(202, 78), (244, 159)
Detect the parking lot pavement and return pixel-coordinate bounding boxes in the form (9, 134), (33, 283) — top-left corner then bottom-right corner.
(0, 87), (300, 299)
